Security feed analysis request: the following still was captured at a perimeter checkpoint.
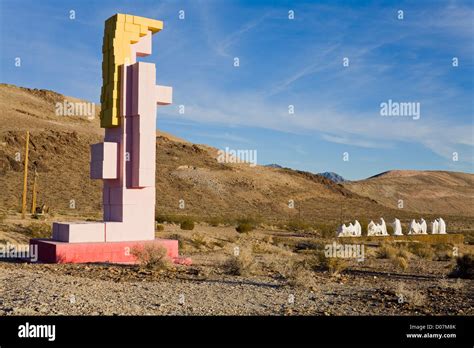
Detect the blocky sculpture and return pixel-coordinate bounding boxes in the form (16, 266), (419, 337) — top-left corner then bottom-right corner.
(31, 14), (190, 264)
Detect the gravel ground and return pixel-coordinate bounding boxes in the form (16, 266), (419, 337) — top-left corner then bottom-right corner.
(0, 262), (472, 316)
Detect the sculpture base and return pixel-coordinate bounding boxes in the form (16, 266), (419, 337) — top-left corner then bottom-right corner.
(30, 238), (191, 265)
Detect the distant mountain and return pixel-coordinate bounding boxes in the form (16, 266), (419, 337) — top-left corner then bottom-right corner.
(318, 172), (346, 183)
(264, 163), (283, 169)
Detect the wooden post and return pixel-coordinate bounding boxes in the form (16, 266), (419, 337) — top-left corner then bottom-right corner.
(31, 168), (38, 214)
(21, 131), (29, 219)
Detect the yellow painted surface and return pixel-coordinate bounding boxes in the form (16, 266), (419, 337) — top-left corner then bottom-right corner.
(100, 14), (163, 128)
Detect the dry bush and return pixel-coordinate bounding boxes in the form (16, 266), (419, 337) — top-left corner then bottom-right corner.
(409, 243), (434, 260)
(392, 256), (409, 271)
(155, 223), (165, 232)
(317, 252), (347, 276)
(131, 244), (172, 271)
(190, 233), (210, 250)
(221, 248), (255, 276)
(377, 243), (397, 259)
(180, 219), (195, 230)
(449, 254), (474, 279)
(236, 222), (254, 233)
(394, 283), (426, 307)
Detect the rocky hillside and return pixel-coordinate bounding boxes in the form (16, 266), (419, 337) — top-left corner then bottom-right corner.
(345, 170), (474, 217)
(0, 84), (472, 227)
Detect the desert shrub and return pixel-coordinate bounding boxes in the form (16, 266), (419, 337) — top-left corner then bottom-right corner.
(155, 223), (165, 232)
(236, 222), (254, 233)
(190, 233), (209, 250)
(394, 283), (426, 306)
(131, 244), (172, 270)
(317, 252), (347, 276)
(221, 249), (255, 276)
(287, 266), (318, 290)
(392, 256), (409, 271)
(180, 219), (195, 230)
(0, 212), (6, 224)
(449, 254), (474, 279)
(396, 247), (411, 260)
(314, 223), (338, 238)
(377, 243), (397, 259)
(409, 243), (434, 260)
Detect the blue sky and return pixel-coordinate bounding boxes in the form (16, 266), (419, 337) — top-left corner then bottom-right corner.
(1, 0), (473, 180)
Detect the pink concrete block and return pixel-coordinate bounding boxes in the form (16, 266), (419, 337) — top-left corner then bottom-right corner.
(137, 168), (155, 187)
(156, 85), (172, 105)
(131, 31), (152, 60)
(109, 187), (155, 205)
(131, 63), (156, 117)
(30, 239), (183, 264)
(105, 221), (154, 242)
(52, 222), (105, 243)
(90, 142), (118, 179)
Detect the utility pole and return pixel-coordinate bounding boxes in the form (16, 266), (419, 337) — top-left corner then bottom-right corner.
(21, 131), (29, 219)
(31, 168), (38, 214)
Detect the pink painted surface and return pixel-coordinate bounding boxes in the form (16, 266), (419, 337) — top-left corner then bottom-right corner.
(31, 238), (191, 265)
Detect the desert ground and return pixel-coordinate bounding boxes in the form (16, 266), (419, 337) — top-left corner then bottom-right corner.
(0, 213), (472, 316)
(0, 84), (473, 316)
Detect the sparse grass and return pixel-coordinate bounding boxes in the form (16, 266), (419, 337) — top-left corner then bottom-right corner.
(21, 222), (51, 238)
(131, 244), (172, 271)
(190, 233), (209, 250)
(377, 243), (397, 259)
(180, 219), (195, 230)
(221, 248), (255, 276)
(394, 283), (426, 307)
(285, 219), (311, 232)
(409, 243), (434, 260)
(313, 222), (338, 238)
(317, 252), (347, 276)
(449, 254), (474, 279)
(433, 243), (454, 261)
(392, 256), (409, 271)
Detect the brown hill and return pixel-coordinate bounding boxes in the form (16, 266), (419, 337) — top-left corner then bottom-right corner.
(0, 84), (472, 229)
(345, 170), (474, 217)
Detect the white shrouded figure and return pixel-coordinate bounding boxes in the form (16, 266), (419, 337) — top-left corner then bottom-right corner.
(431, 219), (439, 234)
(409, 219), (421, 234)
(438, 218), (447, 234)
(337, 220), (363, 237)
(367, 219), (389, 236)
(354, 220), (362, 236)
(380, 218), (388, 236)
(420, 218), (427, 234)
(367, 220), (377, 236)
(391, 218), (403, 236)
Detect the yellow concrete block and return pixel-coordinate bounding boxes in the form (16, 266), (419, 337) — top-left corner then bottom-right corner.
(139, 25), (148, 36)
(125, 23), (140, 33)
(116, 13), (125, 23)
(125, 14), (133, 23)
